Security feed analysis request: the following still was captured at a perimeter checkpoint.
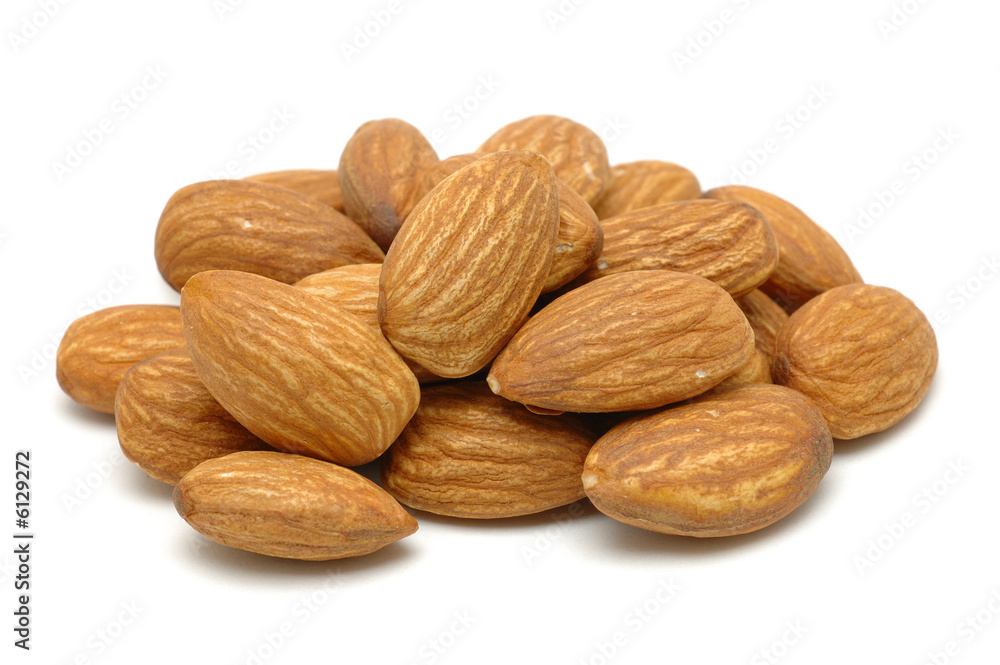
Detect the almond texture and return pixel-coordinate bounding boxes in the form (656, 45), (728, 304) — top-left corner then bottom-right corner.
(737, 289), (789, 362)
(245, 169), (344, 212)
(593, 161), (702, 219)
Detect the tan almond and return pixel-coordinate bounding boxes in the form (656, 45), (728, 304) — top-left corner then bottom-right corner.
(706, 347), (772, 395)
(245, 169), (344, 212)
(593, 160), (702, 219)
(737, 289), (789, 361)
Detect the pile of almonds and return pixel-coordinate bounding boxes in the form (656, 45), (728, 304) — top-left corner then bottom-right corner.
(56, 115), (938, 560)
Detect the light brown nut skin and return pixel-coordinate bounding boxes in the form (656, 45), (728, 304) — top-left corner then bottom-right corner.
(772, 284), (938, 439)
(338, 118), (439, 251)
(57, 305), (186, 414)
(173, 451), (417, 560)
(593, 161), (702, 219)
(115, 350), (271, 485)
(487, 271), (755, 413)
(245, 169), (344, 212)
(737, 289), (789, 362)
(181, 270), (420, 466)
(580, 200), (778, 298)
(583, 385), (834, 537)
(155, 179), (382, 292)
(381, 383), (597, 519)
(379, 151), (559, 378)
(704, 185), (862, 311)
(478, 115), (612, 205)
(706, 347), (772, 395)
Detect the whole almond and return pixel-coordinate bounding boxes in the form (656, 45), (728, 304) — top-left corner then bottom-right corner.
(580, 200), (778, 298)
(737, 289), (789, 361)
(772, 284), (937, 439)
(181, 270), (420, 466)
(706, 347), (772, 394)
(245, 169), (344, 212)
(155, 179), (382, 291)
(487, 271), (755, 412)
(381, 382), (597, 518)
(379, 151), (560, 378)
(338, 118), (439, 251)
(115, 350), (271, 485)
(583, 385), (833, 537)
(704, 185), (862, 311)
(57, 305), (186, 414)
(478, 115), (612, 205)
(593, 161), (702, 219)
(174, 451), (417, 560)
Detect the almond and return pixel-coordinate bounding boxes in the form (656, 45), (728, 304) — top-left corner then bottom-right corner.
(487, 270), (755, 412)
(115, 350), (271, 485)
(245, 169), (344, 212)
(338, 118), (439, 251)
(736, 288), (789, 361)
(57, 305), (186, 414)
(181, 270), (420, 466)
(173, 451), (417, 560)
(379, 151), (560, 378)
(703, 185), (862, 311)
(155, 179), (382, 291)
(381, 382), (597, 518)
(580, 200), (778, 298)
(582, 385), (833, 537)
(593, 161), (702, 219)
(772, 284), (937, 439)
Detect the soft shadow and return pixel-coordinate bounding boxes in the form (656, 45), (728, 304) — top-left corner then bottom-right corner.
(120, 465), (175, 502)
(833, 380), (940, 457)
(407, 499), (603, 531)
(60, 400), (115, 427)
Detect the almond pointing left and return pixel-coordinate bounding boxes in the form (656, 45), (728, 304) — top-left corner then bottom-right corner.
(180, 270), (420, 466)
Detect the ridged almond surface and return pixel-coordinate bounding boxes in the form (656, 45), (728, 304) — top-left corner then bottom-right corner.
(581, 200), (778, 297)
(381, 382), (597, 518)
(772, 284), (937, 439)
(57, 305), (186, 414)
(583, 385), (833, 537)
(181, 270), (420, 466)
(379, 151), (560, 378)
(704, 185), (862, 311)
(155, 179), (382, 291)
(478, 115), (612, 205)
(338, 118), (439, 251)
(593, 161), (702, 219)
(115, 350), (270, 485)
(173, 451), (417, 560)
(487, 271), (755, 412)
(245, 169), (344, 212)
(706, 347), (772, 395)
(737, 289), (789, 362)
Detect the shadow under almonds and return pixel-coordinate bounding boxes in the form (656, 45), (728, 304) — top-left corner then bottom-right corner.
(121, 465), (175, 502)
(832, 379), (941, 457)
(405, 499), (604, 531)
(60, 399), (116, 427)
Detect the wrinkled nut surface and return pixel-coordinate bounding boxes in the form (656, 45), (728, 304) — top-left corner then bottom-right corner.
(593, 160), (702, 220)
(338, 118), (439, 251)
(379, 151), (559, 378)
(57, 305), (186, 414)
(581, 200), (778, 298)
(772, 284), (938, 439)
(115, 350), (270, 485)
(706, 347), (772, 395)
(155, 179), (382, 291)
(245, 169), (344, 212)
(583, 385), (834, 537)
(737, 289), (789, 362)
(181, 270), (420, 466)
(488, 271), (755, 412)
(478, 115), (612, 205)
(173, 451), (417, 560)
(381, 382), (597, 518)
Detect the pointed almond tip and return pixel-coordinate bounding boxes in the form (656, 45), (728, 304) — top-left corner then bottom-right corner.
(486, 375), (502, 395)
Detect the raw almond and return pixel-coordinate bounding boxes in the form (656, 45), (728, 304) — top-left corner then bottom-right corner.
(245, 169), (344, 212)
(583, 385), (834, 537)
(737, 288), (789, 362)
(706, 347), (772, 394)
(593, 160), (702, 219)
(181, 270), (420, 466)
(174, 451), (417, 560)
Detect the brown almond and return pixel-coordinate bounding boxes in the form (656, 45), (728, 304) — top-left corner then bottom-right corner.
(245, 169), (344, 212)
(593, 160), (702, 219)
(706, 347), (772, 394)
(737, 289), (789, 361)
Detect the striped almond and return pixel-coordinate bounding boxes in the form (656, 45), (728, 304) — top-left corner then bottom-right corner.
(736, 289), (789, 361)
(593, 160), (702, 219)
(245, 169), (344, 212)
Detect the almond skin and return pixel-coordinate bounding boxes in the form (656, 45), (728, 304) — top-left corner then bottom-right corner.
(706, 347), (772, 395)
(338, 118), (439, 251)
(245, 169), (344, 212)
(772, 284), (937, 439)
(704, 185), (862, 311)
(379, 151), (560, 378)
(115, 350), (271, 485)
(155, 179), (383, 291)
(737, 289), (789, 362)
(173, 451), (417, 560)
(580, 200), (778, 298)
(593, 161), (702, 219)
(583, 385), (833, 537)
(381, 382), (597, 518)
(478, 115), (612, 205)
(487, 271), (755, 413)
(181, 270), (420, 466)
(57, 305), (186, 414)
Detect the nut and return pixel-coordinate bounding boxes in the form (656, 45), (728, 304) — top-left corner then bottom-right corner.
(593, 160), (702, 219)
(245, 169), (344, 212)
(736, 288), (789, 362)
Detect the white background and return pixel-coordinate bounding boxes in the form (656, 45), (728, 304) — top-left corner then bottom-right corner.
(2, 1), (999, 663)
